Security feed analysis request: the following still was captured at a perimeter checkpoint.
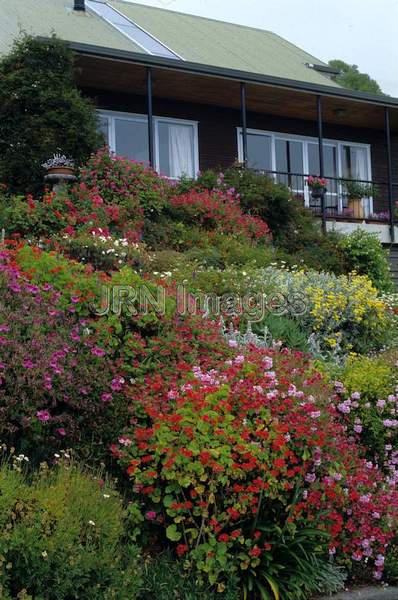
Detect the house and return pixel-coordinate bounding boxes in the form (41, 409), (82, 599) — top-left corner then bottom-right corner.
(2, 0), (398, 250)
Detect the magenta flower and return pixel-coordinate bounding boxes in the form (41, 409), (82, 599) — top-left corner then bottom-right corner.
(101, 392), (113, 403)
(56, 428), (66, 437)
(110, 376), (124, 391)
(91, 347), (106, 357)
(145, 511), (157, 520)
(23, 359), (35, 369)
(37, 410), (51, 422)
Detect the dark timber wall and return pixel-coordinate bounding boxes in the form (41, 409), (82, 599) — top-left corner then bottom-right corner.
(82, 88), (398, 213)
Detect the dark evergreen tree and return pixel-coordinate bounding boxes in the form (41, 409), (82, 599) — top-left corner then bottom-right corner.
(0, 35), (102, 193)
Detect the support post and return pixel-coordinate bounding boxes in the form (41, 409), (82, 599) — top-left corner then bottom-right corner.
(385, 106), (395, 243)
(146, 67), (155, 169)
(240, 82), (248, 166)
(317, 95), (327, 233)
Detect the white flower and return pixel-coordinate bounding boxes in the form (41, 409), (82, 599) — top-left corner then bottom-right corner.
(88, 520), (96, 526)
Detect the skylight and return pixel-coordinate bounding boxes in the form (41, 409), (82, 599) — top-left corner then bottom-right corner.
(85, 0), (182, 59)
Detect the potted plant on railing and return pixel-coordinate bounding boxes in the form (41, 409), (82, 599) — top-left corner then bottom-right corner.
(307, 175), (327, 199)
(341, 180), (375, 219)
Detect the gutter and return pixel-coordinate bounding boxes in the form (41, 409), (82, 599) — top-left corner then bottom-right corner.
(62, 39), (398, 109)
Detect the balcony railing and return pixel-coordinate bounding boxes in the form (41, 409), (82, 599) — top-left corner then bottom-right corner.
(257, 170), (398, 224)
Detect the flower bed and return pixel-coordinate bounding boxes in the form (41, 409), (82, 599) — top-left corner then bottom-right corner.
(116, 348), (398, 598)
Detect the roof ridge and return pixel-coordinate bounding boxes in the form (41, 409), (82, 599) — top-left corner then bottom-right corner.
(110, 0), (330, 67)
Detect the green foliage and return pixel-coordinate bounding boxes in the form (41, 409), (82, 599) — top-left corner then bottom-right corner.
(140, 552), (240, 599)
(0, 36), (101, 193)
(328, 59), (384, 94)
(52, 232), (150, 273)
(386, 539), (398, 583)
(252, 314), (310, 352)
(339, 354), (397, 402)
(178, 165), (346, 274)
(330, 353), (398, 462)
(342, 179), (375, 200)
(338, 229), (394, 292)
(0, 461), (142, 599)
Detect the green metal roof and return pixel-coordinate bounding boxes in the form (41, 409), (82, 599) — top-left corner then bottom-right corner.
(108, 0), (341, 87)
(0, 0), (143, 55)
(0, 0), (340, 89)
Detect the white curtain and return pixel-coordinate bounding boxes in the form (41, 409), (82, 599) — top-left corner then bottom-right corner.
(351, 147), (370, 215)
(168, 124), (194, 179)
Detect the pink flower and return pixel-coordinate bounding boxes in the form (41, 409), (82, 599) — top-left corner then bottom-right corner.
(145, 511), (157, 520)
(56, 428), (66, 437)
(91, 347), (106, 357)
(110, 376), (124, 391)
(101, 392), (113, 403)
(37, 410), (51, 422)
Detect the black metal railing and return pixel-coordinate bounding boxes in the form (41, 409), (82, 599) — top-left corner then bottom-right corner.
(256, 169), (398, 225)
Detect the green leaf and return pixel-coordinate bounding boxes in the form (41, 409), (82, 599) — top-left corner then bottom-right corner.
(166, 524), (181, 542)
(255, 580), (273, 600)
(264, 574), (280, 600)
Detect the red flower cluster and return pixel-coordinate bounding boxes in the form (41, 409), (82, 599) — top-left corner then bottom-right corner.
(170, 189), (271, 243)
(116, 347), (398, 585)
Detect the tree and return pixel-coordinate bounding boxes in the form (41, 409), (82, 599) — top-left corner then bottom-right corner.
(328, 59), (384, 95)
(0, 35), (102, 193)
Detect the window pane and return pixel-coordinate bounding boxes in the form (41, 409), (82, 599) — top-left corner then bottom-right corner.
(158, 122), (195, 179)
(114, 118), (149, 163)
(275, 139), (304, 191)
(341, 145), (368, 181)
(98, 116), (109, 145)
(308, 142), (320, 176)
(245, 134), (272, 171)
(308, 143), (338, 210)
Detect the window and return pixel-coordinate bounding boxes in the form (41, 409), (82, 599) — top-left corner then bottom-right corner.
(98, 111), (199, 179)
(237, 128), (372, 213)
(275, 138), (304, 193)
(85, 0), (182, 59)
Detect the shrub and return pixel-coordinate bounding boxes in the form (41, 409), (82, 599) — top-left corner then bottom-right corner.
(0, 149), (171, 243)
(179, 165), (293, 240)
(141, 551), (240, 599)
(331, 354), (398, 468)
(157, 262), (390, 357)
(0, 460), (142, 599)
(169, 188), (271, 243)
(338, 229), (394, 292)
(0, 36), (101, 193)
(0, 250), (131, 463)
(178, 165), (346, 274)
(52, 232), (150, 273)
(116, 349), (397, 596)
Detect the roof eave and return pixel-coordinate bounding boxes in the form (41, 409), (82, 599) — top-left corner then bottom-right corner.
(63, 39), (398, 108)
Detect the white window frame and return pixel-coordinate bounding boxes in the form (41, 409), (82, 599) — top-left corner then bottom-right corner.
(98, 109), (199, 179)
(237, 128), (373, 214)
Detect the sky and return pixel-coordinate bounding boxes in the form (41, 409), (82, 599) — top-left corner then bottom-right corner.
(124, 0), (398, 96)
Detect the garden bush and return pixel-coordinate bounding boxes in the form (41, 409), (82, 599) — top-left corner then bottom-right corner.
(338, 228), (394, 292)
(178, 165), (347, 274)
(0, 252), (130, 463)
(116, 348), (397, 597)
(0, 36), (101, 194)
(0, 460), (142, 599)
(328, 354), (398, 470)
(169, 188), (271, 243)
